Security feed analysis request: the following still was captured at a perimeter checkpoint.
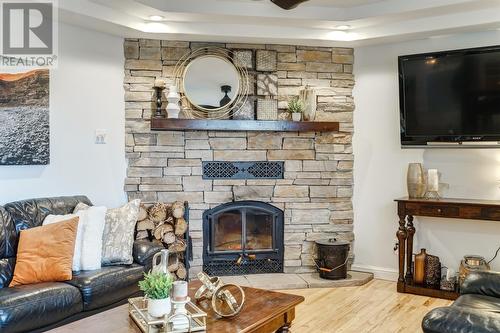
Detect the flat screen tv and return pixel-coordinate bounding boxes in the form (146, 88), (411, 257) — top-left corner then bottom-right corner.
(399, 45), (500, 147)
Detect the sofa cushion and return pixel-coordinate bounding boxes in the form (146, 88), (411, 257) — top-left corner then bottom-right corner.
(10, 217), (79, 287)
(0, 282), (83, 333)
(65, 264), (144, 311)
(0, 206), (16, 288)
(453, 294), (500, 314)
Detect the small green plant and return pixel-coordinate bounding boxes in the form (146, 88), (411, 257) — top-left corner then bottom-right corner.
(138, 272), (173, 300)
(287, 97), (304, 113)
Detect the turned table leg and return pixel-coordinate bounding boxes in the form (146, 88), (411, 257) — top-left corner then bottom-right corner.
(397, 214), (407, 284)
(405, 215), (415, 282)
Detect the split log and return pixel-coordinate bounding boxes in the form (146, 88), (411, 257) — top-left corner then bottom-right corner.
(165, 216), (174, 225)
(153, 224), (171, 240)
(136, 219), (154, 231)
(171, 201), (185, 219)
(163, 223), (174, 233)
(168, 254), (179, 272)
(136, 230), (149, 240)
(137, 204), (148, 221)
(168, 238), (187, 253)
(149, 203), (168, 223)
(163, 231), (176, 244)
(174, 217), (188, 236)
(176, 262), (187, 280)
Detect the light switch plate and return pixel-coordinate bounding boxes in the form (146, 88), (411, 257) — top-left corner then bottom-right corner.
(95, 129), (107, 144)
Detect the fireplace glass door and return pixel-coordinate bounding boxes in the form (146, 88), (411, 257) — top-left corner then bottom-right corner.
(211, 208), (274, 252)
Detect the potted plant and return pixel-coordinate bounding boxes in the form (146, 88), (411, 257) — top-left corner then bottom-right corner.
(288, 97), (304, 121)
(139, 271), (174, 318)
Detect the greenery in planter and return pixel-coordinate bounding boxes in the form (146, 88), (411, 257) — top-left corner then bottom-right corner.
(287, 97), (305, 114)
(138, 272), (174, 300)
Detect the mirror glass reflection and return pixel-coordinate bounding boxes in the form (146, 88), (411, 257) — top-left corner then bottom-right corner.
(183, 56), (240, 110)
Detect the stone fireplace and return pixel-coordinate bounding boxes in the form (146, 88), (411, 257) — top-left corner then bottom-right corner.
(124, 39), (355, 277)
(203, 200), (284, 276)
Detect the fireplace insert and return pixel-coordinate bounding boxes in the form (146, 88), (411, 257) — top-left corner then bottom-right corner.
(203, 201), (284, 276)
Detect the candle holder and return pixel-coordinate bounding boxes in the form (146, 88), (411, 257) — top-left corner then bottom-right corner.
(425, 169), (441, 199)
(153, 86), (165, 118)
(170, 297), (190, 330)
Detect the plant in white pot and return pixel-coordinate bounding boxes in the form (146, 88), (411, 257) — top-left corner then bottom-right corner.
(139, 271), (174, 318)
(288, 97), (304, 121)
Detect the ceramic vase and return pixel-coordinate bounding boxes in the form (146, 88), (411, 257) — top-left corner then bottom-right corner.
(299, 86), (316, 121)
(166, 85), (181, 119)
(291, 113), (302, 121)
(147, 297), (171, 318)
(407, 163), (426, 198)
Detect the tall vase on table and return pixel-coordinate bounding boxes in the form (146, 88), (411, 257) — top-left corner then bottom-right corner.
(407, 163), (426, 198)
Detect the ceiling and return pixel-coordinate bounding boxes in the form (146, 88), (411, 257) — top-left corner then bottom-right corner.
(57, 0), (500, 47)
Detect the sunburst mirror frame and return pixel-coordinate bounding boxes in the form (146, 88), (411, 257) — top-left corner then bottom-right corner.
(172, 47), (250, 119)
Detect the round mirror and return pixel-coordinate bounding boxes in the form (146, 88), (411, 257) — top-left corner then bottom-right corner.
(183, 55), (240, 111)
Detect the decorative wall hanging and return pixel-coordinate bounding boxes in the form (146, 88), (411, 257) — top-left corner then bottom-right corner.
(0, 69), (49, 165)
(172, 47), (250, 119)
(256, 98), (278, 120)
(256, 74), (278, 96)
(256, 50), (277, 72)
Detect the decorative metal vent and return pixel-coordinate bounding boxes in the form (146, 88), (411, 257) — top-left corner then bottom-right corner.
(204, 259), (283, 276)
(202, 161), (284, 180)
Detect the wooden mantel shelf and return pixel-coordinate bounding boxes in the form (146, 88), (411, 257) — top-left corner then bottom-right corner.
(151, 118), (339, 132)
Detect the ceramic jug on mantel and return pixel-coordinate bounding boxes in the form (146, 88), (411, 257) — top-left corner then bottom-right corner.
(152, 249), (177, 277)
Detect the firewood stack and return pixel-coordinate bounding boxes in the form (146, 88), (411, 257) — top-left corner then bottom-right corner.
(135, 201), (188, 280)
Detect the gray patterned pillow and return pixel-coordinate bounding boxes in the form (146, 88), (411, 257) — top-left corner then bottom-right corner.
(75, 199), (140, 265)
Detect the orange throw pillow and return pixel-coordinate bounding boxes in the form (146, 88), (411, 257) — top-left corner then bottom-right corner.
(9, 217), (79, 287)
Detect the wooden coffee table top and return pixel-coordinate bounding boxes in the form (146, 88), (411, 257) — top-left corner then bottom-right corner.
(188, 281), (304, 332)
(48, 280), (304, 333)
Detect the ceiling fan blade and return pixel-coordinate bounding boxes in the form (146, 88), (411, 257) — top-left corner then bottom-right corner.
(270, 0), (309, 10)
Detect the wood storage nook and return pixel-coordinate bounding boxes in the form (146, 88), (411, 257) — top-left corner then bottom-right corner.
(135, 201), (190, 280)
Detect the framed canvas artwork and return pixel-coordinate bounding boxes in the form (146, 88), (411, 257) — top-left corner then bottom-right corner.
(0, 69), (49, 165)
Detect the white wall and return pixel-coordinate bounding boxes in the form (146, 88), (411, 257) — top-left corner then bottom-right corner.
(353, 30), (500, 280)
(0, 23), (126, 207)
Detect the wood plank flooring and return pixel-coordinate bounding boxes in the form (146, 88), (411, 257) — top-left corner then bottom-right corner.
(48, 279), (452, 333)
(281, 279), (452, 333)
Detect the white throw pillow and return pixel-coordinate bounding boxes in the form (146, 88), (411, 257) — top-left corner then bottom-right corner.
(43, 205), (107, 271)
(78, 206), (107, 270)
(43, 213), (82, 271)
(75, 200), (140, 266)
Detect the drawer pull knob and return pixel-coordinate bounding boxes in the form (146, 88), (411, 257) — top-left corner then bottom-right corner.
(437, 209), (442, 213)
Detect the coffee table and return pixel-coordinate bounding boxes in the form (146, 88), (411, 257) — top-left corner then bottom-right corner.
(48, 281), (304, 333)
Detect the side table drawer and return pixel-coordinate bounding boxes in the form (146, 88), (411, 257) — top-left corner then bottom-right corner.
(482, 207), (500, 220)
(405, 203), (460, 217)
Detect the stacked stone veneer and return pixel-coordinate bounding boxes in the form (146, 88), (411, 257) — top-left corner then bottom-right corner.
(124, 39), (354, 275)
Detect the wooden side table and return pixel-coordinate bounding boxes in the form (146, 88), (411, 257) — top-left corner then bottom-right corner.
(395, 197), (500, 300)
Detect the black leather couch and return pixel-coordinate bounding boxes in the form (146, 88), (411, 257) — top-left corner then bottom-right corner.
(422, 270), (500, 333)
(0, 196), (164, 333)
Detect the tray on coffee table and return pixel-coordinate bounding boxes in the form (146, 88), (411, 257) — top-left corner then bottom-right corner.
(128, 297), (207, 333)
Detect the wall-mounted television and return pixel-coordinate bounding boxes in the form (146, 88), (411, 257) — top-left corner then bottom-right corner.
(399, 45), (500, 148)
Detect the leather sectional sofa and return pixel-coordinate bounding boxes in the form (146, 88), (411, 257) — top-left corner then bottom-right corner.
(422, 270), (500, 333)
(0, 196), (164, 333)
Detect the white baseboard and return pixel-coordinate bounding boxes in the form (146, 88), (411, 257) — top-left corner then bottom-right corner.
(351, 264), (398, 281)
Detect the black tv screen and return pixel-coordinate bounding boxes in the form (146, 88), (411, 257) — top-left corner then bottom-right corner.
(399, 45), (500, 147)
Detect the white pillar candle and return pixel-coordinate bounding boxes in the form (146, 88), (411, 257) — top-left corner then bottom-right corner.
(172, 281), (188, 301)
(154, 78), (166, 88)
(427, 169), (439, 192)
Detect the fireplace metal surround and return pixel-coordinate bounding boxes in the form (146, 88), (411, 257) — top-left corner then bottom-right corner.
(203, 201), (284, 276)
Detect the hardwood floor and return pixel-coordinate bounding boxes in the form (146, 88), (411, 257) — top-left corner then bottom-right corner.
(48, 279), (452, 333)
(282, 279), (452, 333)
